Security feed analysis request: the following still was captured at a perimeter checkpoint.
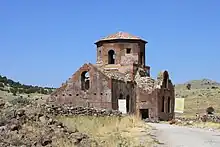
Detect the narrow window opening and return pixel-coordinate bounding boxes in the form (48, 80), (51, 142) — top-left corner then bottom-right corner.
(108, 50), (115, 64)
(126, 95), (130, 113)
(168, 97), (171, 113)
(62, 94), (65, 96)
(126, 48), (131, 54)
(140, 52), (144, 65)
(100, 93), (103, 95)
(161, 96), (165, 112)
(69, 94), (72, 96)
(76, 94), (79, 96)
(163, 71), (169, 89)
(81, 71), (90, 90)
(94, 93), (96, 95)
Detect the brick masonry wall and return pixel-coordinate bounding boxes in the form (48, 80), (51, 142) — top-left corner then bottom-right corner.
(157, 81), (175, 121)
(49, 63), (113, 109)
(111, 80), (135, 112)
(96, 40), (146, 67)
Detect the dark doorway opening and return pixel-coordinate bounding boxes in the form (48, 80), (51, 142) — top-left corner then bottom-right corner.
(140, 109), (149, 119)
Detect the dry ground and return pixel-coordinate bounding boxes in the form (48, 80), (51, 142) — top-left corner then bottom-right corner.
(175, 79), (220, 117)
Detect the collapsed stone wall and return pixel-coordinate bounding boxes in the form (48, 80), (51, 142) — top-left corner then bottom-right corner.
(134, 67), (155, 93)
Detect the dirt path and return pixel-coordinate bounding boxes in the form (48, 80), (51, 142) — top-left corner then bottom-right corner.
(148, 123), (220, 147)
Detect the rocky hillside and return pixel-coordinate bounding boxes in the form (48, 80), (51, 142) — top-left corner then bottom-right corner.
(175, 79), (220, 116)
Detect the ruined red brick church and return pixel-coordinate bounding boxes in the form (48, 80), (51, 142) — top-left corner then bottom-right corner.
(48, 32), (175, 121)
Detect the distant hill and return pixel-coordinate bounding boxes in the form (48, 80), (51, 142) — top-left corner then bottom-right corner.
(0, 75), (55, 95)
(175, 79), (220, 90)
(175, 79), (220, 117)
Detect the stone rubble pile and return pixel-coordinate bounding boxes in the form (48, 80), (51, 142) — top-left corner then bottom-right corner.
(1, 97), (123, 147)
(174, 114), (220, 124)
(0, 106), (98, 147)
(42, 104), (122, 117)
(135, 68), (155, 92)
(144, 118), (159, 123)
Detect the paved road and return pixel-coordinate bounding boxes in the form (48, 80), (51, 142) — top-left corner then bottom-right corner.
(148, 123), (220, 147)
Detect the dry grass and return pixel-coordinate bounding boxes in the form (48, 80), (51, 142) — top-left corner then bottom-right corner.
(175, 87), (220, 117)
(193, 122), (220, 129)
(176, 120), (220, 130)
(58, 115), (155, 147)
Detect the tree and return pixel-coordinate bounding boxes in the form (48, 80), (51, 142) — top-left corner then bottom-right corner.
(206, 106), (215, 114)
(18, 88), (24, 94)
(0, 82), (4, 88)
(186, 83), (191, 90)
(10, 88), (17, 96)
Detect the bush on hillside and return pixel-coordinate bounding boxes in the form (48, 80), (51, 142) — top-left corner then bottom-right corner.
(0, 82), (4, 88)
(0, 75), (55, 95)
(186, 83), (191, 90)
(10, 97), (31, 105)
(206, 106), (215, 114)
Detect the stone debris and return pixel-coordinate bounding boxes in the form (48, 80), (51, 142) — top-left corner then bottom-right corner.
(171, 114), (220, 127)
(134, 68), (155, 93)
(144, 118), (159, 123)
(43, 104), (122, 117)
(176, 114), (220, 123)
(0, 101), (110, 147)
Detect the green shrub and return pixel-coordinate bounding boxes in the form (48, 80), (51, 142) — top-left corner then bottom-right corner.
(10, 97), (31, 105)
(206, 106), (215, 114)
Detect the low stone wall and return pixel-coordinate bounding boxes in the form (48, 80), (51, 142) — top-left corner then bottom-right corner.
(0, 104), (98, 147)
(42, 104), (122, 117)
(175, 114), (220, 123)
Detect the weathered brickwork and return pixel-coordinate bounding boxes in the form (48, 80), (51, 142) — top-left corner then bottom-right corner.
(48, 31), (175, 121)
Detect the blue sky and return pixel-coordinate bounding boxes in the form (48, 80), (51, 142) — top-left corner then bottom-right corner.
(0, 0), (219, 88)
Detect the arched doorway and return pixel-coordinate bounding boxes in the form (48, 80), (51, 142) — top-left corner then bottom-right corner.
(108, 50), (115, 64)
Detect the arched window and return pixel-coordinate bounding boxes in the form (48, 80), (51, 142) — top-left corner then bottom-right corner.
(81, 71), (90, 90)
(163, 71), (169, 88)
(108, 50), (115, 64)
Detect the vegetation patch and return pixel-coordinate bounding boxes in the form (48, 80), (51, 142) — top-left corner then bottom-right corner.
(58, 115), (155, 147)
